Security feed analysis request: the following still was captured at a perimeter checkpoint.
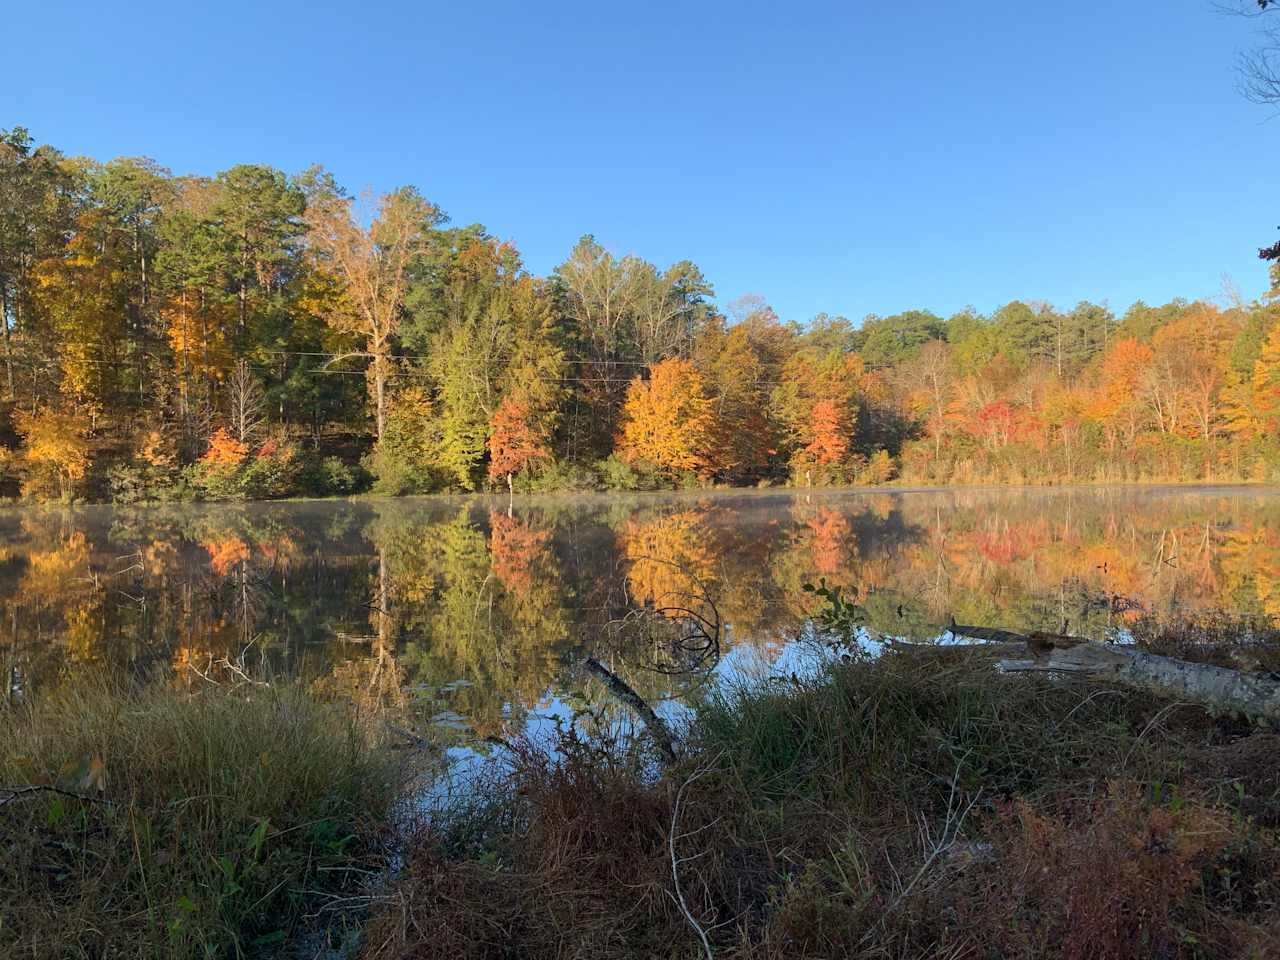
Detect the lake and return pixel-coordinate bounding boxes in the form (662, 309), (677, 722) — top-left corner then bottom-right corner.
(4, 485), (1278, 737)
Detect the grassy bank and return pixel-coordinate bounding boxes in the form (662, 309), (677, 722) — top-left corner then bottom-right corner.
(4, 638), (1278, 959)
(0, 681), (406, 958)
(366, 649), (1280, 960)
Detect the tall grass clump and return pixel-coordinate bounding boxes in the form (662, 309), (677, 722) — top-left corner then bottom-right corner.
(366, 650), (1280, 959)
(693, 649), (1162, 812)
(0, 679), (405, 959)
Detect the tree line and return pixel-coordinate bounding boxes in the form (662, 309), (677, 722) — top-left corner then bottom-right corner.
(2, 125), (1279, 501)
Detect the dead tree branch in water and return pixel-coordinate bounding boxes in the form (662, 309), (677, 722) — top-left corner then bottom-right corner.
(580, 558), (723, 764)
(608, 555), (722, 676)
(583, 657), (678, 765)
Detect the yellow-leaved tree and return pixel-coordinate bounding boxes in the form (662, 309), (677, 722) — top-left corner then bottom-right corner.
(11, 408), (90, 500)
(1251, 323), (1280, 434)
(617, 358), (715, 481)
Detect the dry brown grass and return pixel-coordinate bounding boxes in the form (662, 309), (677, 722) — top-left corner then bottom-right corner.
(362, 651), (1280, 960)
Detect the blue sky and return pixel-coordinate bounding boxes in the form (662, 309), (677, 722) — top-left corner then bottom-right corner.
(4, 0), (1276, 324)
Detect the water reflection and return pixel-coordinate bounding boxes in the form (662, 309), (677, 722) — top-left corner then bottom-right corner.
(4, 487), (1279, 733)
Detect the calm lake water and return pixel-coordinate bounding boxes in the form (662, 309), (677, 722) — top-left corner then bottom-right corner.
(4, 486), (1278, 738)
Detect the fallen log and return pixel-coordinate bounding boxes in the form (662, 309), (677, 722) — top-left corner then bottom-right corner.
(908, 625), (1280, 725)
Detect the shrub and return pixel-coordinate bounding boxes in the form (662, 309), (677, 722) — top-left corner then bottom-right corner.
(596, 454), (657, 491)
(105, 460), (150, 503)
(239, 438), (302, 498)
(518, 458), (598, 493)
(366, 388), (447, 495)
(185, 433), (302, 501)
(858, 448), (896, 485)
(364, 443), (448, 495)
(297, 454), (368, 497)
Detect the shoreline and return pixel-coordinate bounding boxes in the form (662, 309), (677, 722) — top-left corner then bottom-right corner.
(0, 477), (1277, 513)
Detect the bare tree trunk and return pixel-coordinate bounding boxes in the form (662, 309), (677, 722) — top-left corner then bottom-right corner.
(998, 640), (1280, 723)
(372, 352), (387, 444)
(1, 285), (12, 399)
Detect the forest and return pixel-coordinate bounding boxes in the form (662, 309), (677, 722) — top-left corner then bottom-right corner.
(4, 124), (1280, 503)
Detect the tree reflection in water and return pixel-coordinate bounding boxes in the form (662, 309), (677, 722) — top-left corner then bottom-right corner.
(4, 488), (1280, 736)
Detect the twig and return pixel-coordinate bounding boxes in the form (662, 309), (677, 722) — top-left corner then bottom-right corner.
(1123, 701), (1192, 767)
(1062, 688), (1122, 722)
(0, 784), (115, 807)
(857, 753), (980, 947)
(669, 762), (718, 960)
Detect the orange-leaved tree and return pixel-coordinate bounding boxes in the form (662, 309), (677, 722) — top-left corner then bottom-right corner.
(1088, 337), (1154, 460)
(1251, 322), (1280, 434)
(200, 427), (248, 468)
(694, 317), (787, 482)
(487, 392), (553, 492)
(772, 348), (861, 483)
(802, 399), (851, 467)
(617, 357), (715, 480)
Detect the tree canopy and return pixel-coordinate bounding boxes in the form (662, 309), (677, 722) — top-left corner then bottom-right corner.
(2, 125), (1280, 502)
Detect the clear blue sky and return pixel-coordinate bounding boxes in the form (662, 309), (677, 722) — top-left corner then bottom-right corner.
(4, 0), (1276, 324)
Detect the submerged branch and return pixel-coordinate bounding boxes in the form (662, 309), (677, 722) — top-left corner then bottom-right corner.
(583, 657), (678, 765)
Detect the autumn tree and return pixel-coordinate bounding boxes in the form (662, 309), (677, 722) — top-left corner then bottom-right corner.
(0, 127), (77, 399)
(695, 305), (791, 482)
(488, 392), (552, 491)
(1089, 337), (1154, 463)
(31, 207), (133, 413)
(415, 236), (526, 488)
(10, 407), (90, 500)
(896, 338), (953, 460)
(363, 387), (443, 494)
(154, 176), (245, 456)
(617, 358), (715, 480)
(554, 236), (713, 458)
(1251, 322), (1280, 432)
(772, 348), (862, 483)
(802, 400), (851, 468)
(1042, 383), (1091, 479)
(303, 171), (442, 445)
(202, 425), (246, 465)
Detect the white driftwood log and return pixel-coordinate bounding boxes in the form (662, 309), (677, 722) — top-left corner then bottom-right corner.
(996, 638), (1280, 724)
(896, 624), (1280, 725)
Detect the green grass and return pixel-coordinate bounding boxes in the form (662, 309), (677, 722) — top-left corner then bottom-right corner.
(692, 649), (1161, 810)
(0, 679), (406, 959)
